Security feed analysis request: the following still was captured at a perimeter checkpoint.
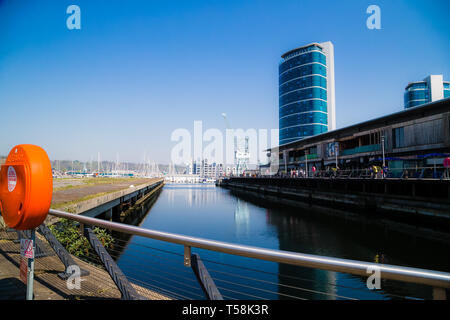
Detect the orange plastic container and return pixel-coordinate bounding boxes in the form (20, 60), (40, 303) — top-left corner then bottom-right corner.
(0, 145), (53, 230)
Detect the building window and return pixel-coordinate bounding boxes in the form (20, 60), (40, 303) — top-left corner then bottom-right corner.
(393, 127), (404, 148)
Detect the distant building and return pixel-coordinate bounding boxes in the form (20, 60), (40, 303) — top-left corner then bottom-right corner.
(404, 75), (450, 109)
(188, 159), (224, 178)
(279, 41), (336, 145)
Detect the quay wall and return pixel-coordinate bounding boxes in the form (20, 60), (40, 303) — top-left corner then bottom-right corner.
(218, 177), (450, 234)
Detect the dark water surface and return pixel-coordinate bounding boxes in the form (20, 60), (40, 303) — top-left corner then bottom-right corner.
(115, 184), (450, 300)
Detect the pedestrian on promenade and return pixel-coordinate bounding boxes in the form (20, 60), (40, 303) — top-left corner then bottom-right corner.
(331, 166), (337, 178)
(371, 165), (378, 179)
(382, 165), (388, 179)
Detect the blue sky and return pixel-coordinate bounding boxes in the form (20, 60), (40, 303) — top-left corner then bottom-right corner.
(0, 0), (449, 163)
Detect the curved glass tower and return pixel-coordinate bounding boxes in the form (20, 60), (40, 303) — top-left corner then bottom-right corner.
(404, 75), (450, 109)
(279, 42), (335, 145)
(404, 82), (429, 108)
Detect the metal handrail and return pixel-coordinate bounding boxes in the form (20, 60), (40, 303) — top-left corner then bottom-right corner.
(48, 209), (450, 293)
(256, 166), (448, 177)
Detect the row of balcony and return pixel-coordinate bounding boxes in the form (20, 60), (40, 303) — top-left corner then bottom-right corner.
(289, 153), (318, 163)
(285, 144), (382, 163)
(339, 144), (381, 156)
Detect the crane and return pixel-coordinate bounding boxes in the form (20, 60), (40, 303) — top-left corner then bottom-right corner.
(221, 113), (250, 176)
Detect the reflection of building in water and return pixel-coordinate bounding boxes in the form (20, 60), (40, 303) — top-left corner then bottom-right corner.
(234, 199), (250, 238)
(187, 187), (193, 207)
(165, 185), (219, 208)
(265, 209), (339, 299)
(166, 187), (175, 205)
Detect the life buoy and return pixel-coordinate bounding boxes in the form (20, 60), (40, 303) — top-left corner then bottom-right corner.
(0, 145), (53, 230)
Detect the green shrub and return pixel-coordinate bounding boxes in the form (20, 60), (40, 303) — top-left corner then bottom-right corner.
(49, 218), (114, 258)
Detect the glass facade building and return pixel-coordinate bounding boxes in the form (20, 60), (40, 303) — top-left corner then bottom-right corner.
(445, 83), (450, 98)
(404, 75), (450, 109)
(279, 42), (335, 146)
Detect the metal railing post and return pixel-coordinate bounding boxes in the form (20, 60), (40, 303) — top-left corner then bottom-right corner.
(83, 226), (144, 300)
(26, 229), (35, 300)
(191, 253), (223, 300)
(38, 224), (90, 279)
(184, 246), (191, 267)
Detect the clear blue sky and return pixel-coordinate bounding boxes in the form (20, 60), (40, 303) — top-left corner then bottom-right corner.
(1, 0), (449, 163)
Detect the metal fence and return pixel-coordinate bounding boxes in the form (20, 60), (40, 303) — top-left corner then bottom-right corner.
(253, 166), (450, 180)
(47, 208), (450, 300)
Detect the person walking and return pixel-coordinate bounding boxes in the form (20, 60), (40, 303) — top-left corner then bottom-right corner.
(372, 165), (378, 179)
(382, 165), (388, 179)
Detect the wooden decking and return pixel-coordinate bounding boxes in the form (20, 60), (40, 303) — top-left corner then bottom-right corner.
(0, 230), (171, 300)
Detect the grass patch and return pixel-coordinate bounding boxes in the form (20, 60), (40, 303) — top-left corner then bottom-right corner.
(53, 184), (75, 192)
(50, 191), (113, 211)
(53, 177), (144, 192)
(82, 177), (138, 185)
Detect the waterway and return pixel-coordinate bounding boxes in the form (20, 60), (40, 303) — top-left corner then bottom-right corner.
(114, 184), (450, 300)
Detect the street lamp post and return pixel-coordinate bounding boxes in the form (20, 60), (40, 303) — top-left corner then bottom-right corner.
(334, 143), (338, 169)
(305, 150), (308, 178)
(381, 135), (386, 179)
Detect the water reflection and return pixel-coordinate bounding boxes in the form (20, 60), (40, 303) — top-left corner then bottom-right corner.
(109, 187), (162, 259)
(234, 199), (250, 238)
(166, 184), (218, 208)
(115, 185), (449, 300)
(231, 188), (449, 299)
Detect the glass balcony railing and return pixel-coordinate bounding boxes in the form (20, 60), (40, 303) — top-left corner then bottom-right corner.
(299, 153), (318, 161)
(340, 144), (381, 156)
(288, 154), (318, 163)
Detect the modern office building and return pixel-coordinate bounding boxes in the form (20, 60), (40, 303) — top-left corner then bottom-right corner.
(404, 74), (450, 109)
(279, 41), (336, 146)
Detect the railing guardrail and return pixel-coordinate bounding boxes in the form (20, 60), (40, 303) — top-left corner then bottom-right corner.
(48, 208), (450, 300)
